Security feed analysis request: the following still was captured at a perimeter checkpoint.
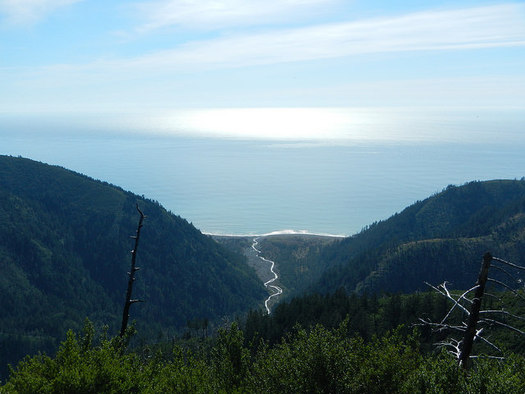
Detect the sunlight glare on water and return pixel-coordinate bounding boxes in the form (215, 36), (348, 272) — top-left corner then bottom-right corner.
(117, 107), (524, 145)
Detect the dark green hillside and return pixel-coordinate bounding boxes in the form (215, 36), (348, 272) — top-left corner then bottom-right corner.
(0, 155), (265, 374)
(313, 180), (525, 294)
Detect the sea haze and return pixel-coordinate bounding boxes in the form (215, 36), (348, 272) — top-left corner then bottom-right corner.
(1, 108), (524, 236)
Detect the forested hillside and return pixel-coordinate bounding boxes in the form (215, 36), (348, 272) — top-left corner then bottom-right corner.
(311, 180), (525, 294)
(243, 288), (525, 354)
(0, 155), (266, 376)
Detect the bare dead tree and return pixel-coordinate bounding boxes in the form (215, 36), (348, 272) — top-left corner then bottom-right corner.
(120, 204), (145, 337)
(457, 252), (493, 367)
(418, 252), (525, 369)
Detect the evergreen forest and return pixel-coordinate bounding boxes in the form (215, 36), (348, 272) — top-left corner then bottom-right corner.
(0, 155), (265, 378)
(1, 155), (525, 392)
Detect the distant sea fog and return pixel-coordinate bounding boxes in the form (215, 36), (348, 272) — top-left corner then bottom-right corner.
(1, 107), (524, 236)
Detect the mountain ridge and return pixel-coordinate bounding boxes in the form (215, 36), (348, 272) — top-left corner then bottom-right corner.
(0, 155), (266, 374)
(311, 179), (525, 294)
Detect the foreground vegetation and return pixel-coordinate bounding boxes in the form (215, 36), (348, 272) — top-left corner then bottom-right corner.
(5, 287), (523, 392)
(3, 319), (525, 393)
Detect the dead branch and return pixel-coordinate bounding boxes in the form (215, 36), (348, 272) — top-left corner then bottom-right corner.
(492, 257), (525, 271)
(474, 331), (502, 353)
(469, 355), (505, 360)
(487, 278), (525, 300)
(424, 282), (473, 316)
(417, 318), (466, 333)
(439, 285), (479, 325)
(483, 292), (503, 302)
(490, 264), (520, 282)
(478, 318), (525, 335)
(435, 339), (462, 358)
(480, 309), (525, 321)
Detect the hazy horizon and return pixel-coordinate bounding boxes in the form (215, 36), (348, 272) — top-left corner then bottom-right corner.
(3, 122), (525, 236)
(1, 1), (524, 235)
(2, 106), (523, 144)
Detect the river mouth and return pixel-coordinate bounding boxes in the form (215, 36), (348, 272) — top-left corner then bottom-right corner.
(213, 233), (342, 313)
(211, 234), (284, 313)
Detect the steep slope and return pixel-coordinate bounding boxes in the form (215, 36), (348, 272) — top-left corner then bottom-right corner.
(313, 180), (525, 294)
(0, 155), (266, 356)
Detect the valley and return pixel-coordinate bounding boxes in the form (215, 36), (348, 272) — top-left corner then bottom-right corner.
(213, 233), (340, 312)
(1, 155), (525, 389)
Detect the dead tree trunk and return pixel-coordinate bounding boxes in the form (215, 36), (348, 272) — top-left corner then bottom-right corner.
(419, 253), (525, 367)
(458, 252), (492, 369)
(120, 204), (145, 337)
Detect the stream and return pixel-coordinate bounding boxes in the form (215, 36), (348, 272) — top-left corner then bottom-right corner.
(252, 237), (283, 314)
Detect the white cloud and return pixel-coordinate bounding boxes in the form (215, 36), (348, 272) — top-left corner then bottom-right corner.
(121, 3), (525, 71)
(134, 0), (337, 32)
(1, 4), (524, 113)
(0, 0), (81, 25)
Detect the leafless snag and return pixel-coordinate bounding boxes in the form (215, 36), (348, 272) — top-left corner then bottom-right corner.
(120, 204), (145, 337)
(418, 252), (525, 369)
(456, 252), (493, 368)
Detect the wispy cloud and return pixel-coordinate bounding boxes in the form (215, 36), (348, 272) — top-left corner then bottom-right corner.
(1, 3), (524, 113)
(133, 0), (337, 32)
(121, 3), (525, 71)
(0, 0), (81, 25)
(5, 3), (524, 72)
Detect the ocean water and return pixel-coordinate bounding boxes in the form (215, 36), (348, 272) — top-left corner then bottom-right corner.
(1, 108), (524, 236)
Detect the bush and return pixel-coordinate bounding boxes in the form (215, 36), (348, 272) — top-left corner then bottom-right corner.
(3, 320), (525, 393)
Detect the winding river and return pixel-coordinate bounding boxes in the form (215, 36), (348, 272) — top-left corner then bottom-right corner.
(252, 237), (283, 314)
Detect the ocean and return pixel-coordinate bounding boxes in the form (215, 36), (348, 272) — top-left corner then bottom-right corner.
(2, 108), (524, 236)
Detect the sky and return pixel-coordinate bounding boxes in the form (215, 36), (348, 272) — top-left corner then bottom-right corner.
(1, 0), (524, 139)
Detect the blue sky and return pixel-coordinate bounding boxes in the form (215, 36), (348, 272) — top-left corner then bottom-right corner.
(1, 0), (524, 139)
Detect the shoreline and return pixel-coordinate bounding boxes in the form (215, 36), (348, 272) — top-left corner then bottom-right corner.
(206, 229), (348, 239)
